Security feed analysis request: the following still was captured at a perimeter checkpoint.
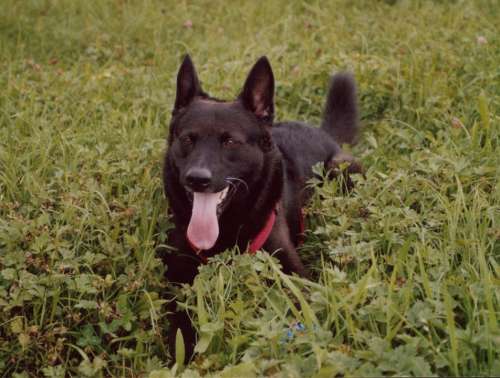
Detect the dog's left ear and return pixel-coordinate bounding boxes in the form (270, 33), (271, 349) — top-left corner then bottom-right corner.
(240, 56), (274, 122)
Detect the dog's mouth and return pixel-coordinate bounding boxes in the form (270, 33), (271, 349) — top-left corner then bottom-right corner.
(185, 184), (238, 251)
(185, 183), (238, 216)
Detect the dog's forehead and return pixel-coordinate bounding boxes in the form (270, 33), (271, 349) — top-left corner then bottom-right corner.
(179, 99), (256, 133)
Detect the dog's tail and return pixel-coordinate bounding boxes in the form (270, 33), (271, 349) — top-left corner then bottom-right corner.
(321, 72), (359, 145)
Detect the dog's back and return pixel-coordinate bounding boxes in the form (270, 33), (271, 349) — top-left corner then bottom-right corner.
(272, 73), (359, 181)
(271, 73), (360, 244)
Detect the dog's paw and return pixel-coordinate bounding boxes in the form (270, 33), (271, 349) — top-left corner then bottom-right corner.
(325, 151), (364, 191)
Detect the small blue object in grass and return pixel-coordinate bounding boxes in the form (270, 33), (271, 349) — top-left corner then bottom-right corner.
(294, 322), (306, 332)
(281, 321), (306, 344)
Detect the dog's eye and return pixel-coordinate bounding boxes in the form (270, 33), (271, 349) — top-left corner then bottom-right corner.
(221, 134), (242, 149)
(180, 134), (195, 147)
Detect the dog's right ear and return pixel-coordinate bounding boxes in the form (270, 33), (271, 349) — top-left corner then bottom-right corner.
(173, 55), (203, 114)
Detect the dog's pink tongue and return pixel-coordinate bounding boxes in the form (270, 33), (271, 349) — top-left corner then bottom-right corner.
(187, 192), (220, 251)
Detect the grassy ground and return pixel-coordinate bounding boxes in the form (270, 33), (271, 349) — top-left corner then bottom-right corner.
(0, 0), (498, 376)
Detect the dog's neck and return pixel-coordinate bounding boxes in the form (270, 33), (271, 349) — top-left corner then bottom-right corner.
(205, 148), (283, 255)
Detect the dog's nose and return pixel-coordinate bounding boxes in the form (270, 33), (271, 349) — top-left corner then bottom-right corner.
(185, 168), (212, 191)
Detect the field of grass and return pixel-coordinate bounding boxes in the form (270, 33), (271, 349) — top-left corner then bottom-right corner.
(0, 0), (499, 376)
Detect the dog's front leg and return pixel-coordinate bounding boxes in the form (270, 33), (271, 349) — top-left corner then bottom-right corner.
(163, 231), (202, 364)
(264, 212), (308, 278)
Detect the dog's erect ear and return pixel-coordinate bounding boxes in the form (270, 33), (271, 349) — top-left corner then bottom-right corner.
(174, 55), (203, 113)
(240, 56), (274, 122)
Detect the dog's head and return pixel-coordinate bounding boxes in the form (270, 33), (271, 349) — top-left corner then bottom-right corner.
(167, 55), (276, 250)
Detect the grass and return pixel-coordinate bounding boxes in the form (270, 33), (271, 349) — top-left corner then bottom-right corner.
(0, 0), (498, 376)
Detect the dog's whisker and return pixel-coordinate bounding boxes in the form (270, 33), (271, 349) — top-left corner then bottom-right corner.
(224, 180), (238, 194)
(225, 177), (249, 193)
(224, 180), (237, 191)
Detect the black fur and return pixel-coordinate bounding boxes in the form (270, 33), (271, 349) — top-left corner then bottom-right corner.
(162, 55), (361, 362)
(321, 73), (359, 145)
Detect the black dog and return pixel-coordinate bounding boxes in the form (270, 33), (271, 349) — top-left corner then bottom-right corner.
(162, 55), (361, 360)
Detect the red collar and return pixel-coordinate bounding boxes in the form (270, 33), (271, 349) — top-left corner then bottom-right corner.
(188, 204), (278, 264)
(248, 206), (277, 254)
